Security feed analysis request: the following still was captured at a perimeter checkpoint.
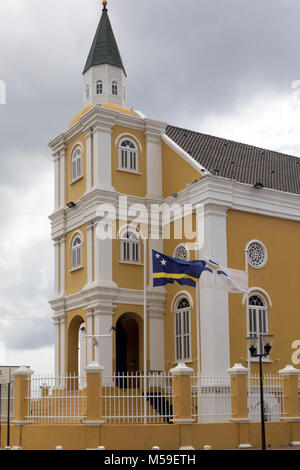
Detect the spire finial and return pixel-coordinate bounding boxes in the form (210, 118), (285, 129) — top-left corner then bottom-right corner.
(102, 0), (108, 10)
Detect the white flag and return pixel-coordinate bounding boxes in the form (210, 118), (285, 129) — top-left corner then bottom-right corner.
(200, 258), (248, 293)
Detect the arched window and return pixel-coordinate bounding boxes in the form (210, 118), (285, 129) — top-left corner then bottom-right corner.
(86, 85), (90, 99)
(72, 235), (83, 269)
(112, 81), (118, 96)
(121, 231), (140, 263)
(118, 139), (138, 172)
(96, 80), (103, 95)
(247, 294), (268, 338)
(174, 297), (191, 361)
(72, 146), (82, 181)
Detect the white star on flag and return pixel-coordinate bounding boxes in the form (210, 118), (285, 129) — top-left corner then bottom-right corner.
(161, 259), (167, 266)
(155, 254), (160, 259)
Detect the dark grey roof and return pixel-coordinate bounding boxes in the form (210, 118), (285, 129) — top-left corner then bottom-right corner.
(166, 125), (300, 195)
(83, 5), (126, 76)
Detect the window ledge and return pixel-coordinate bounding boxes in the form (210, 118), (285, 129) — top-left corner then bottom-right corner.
(117, 168), (141, 175)
(249, 358), (273, 363)
(70, 175), (84, 185)
(119, 261), (143, 267)
(69, 266), (83, 273)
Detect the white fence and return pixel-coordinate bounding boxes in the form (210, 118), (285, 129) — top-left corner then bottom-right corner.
(103, 372), (174, 424)
(26, 374), (86, 424)
(191, 376), (232, 423)
(0, 384), (14, 422)
(248, 374), (285, 421)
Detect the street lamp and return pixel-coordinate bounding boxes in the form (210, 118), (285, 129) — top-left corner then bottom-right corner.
(246, 334), (274, 451)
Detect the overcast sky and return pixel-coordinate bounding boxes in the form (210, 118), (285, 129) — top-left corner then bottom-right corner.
(1, 0), (300, 373)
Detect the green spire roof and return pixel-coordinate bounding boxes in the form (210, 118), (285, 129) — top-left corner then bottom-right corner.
(83, 4), (126, 76)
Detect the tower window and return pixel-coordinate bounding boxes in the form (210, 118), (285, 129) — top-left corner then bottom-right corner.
(112, 81), (118, 96)
(96, 80), (103, 95)
(72, 147), (83, 182)
(121, 231), (140, 263)
(86, 85), (90, 99)
(174, 298), (191, 362)
(72, 235), (83, 270)
(118, 139), (138, 172)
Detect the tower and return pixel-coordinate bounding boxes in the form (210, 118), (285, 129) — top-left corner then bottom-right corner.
(83, 0), (127, 107)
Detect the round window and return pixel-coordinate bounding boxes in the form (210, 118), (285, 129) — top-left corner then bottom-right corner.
(173, 244), (189, 261)
(247, 240), (267, 269)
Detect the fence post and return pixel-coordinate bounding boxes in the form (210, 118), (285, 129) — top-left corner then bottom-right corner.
(227, 363), (251, 449)
(279, 365), (300, 421)
(83, 362), (105, 449)
(170, 362), (194, 450)
(13, 366), (33, 425)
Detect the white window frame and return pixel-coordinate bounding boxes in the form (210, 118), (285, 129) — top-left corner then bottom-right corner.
(71, 235), (83, 270)
(96, 80), (103, 95)
(118, 138), (139, 173)
(174, 297), (192, 362)
(247, 293), (269, 354)
(246, 239), (268, 269)
(120, 230), (141, 264)
(71, 146), (83, 182)
(112, 81), (118, 96)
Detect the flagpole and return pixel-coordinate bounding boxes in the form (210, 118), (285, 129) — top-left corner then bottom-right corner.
(143, 237), (147, 424)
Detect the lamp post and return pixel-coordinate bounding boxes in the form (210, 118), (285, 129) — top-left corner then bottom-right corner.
(246, 334), (274, 451)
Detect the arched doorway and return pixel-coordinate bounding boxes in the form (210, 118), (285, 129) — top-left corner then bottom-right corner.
(116, 314), (140, 375)
(67, 315), (85, 378)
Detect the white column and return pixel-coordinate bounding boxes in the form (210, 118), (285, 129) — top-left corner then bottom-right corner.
(93, 307), (113, 378)
(60, 314), (66, 378)
(93, 127), (114, 192)
(54, 156), (60, 211)
(60, 237), (65, 295)
(149, 313), (165, 371)
(54, 241), (60, 295)
(198, 204), (230, 376)
(79, 327), (87, 385)
(54, 318), (60, 377)
(145, 133), (163, 200)
(86, 223), (93, 285)
(59, 150), (66, 209)
(85, 309), (94, 365)
(94, 221), (114, 285)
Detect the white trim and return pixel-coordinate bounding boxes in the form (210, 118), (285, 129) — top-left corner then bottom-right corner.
(246, 239), (268, 269)
(69, 141), (84, 160)
(171, 290), (194, 311)
(70, 175), (84, 185)
(242, 287), (272, 308)
(69, 265), (84, 273)
(173, 243), (190, 261)
(115, 133), (142, 152)
(116, 167), (142, 175)
(162, 134), (209, 176)
(174, 296), (192, 363)
(69, 230), (84, 249)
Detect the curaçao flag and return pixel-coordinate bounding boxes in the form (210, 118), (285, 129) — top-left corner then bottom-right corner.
(152, 250), (206, 288)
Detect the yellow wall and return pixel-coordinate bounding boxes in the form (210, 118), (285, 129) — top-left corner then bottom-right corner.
(65, 225), (87, 296)
(111, 126), (147, 197)
(227, 209), (300, 373)
(162, 142), (200, 199)
(65, 134), (86, 203)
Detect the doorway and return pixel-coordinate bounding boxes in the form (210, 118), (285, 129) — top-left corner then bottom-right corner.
(116, 314), (140, 375)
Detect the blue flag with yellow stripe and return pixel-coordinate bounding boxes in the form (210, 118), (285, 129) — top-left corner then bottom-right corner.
(152, 250), (206, 288)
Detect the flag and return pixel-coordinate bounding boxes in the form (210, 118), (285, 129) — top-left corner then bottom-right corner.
(201, 258), (248, 293)
(152, 250), (206, 288)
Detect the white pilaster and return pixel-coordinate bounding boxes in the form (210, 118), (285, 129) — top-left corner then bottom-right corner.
(60, 237), (65, 295)
(54, 318), (60, 376)
(94, 221), (114, 285)
(86, 309), (94, 365)
(198, 203), (230, 376)
(54, 241), (60, 295)
(60, 314), (66, 378)
(145, 133), (163, 200)
(54, 156), (60, 211)
(93, 306), (114, 378)
(85, 130), (93, 192)
(59, 150), (66, 209)
(93, 127), (114, 192)
(86, 223), (93, 285)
